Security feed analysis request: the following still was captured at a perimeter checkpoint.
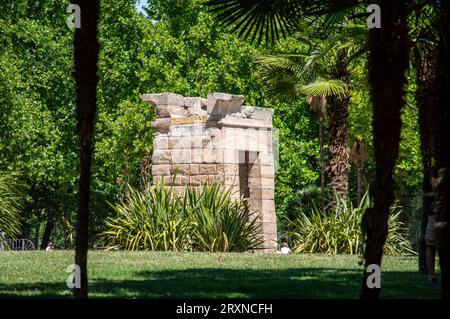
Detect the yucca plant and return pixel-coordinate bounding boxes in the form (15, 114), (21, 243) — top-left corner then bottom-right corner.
(102, 179), (261, 252)
(286, 191), (414, 255)
(0, 172), (24, 243)
(184, 182), (262, 252)
(102, 180), (192, 251)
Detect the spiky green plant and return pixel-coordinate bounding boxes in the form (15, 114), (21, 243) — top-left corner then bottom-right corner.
(102, 180), (192, 251)
(0, 172), (24, 241)
(286, 192), (414, 255)
(184, 182), (262, 252)
(102, 180), (261, 252)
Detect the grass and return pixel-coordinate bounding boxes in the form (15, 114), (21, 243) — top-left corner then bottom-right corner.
(0, 251), (441, 299)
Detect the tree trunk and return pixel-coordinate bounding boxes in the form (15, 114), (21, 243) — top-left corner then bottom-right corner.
(418, 205), (428, 274)
(361, 1), (410, 299)
(356, 163), (363, 206)
(415, 47), (437, 274)
(319, 115), (326, 209)
(326, 55), (350, 208)
(61, 216), (74, 249)
(40, 217), (54, 250)
(73, 0), (100, 299)
(433, 0), (450, 300)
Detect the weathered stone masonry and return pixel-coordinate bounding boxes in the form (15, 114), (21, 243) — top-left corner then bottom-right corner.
(142, 92), (277, 252)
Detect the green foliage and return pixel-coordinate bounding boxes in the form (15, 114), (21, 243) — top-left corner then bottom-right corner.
(184, 182), (261, 252)
(1, 0), (268, 246)
(102, 180), (261, 252)
(92, 0), (267, 237)
(405, 192), (423, 253)
(273, 100), (320, 219)
(0, 173), (24, 238)
(0, 0), (77, 248)
(286, 192), (414, 255)
(0, 0), (426, 251)
(396, 77), (422, 189)
(102, 181), (191, 251)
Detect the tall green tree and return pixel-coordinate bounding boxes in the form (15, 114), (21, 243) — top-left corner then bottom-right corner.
(0, 0), (78, 249)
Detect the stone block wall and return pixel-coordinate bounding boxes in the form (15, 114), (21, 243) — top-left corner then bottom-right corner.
(143, 92), (277, 252)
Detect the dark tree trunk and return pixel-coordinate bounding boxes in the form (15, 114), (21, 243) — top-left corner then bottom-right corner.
(418, 205), (428, 273)
(73, 0), (100, 299)
(356, 164), (363, 206)
(326, 55), (350, 208)
(61, 216), (74, 249)
(415, 47), (437, 275)
(40, 217), (54, 250)
(433, 0), (450, 300)
(319, 115), (326, 209)
(361, 1), (410, 299)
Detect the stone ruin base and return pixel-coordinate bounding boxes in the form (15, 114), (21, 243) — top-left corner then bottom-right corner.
(143, 92), (277, 252)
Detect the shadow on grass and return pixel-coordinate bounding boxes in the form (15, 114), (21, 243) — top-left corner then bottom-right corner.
(0, 268), (440, 299)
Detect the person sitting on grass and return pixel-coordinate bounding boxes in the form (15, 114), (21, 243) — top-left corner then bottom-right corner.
(45, 242), (55, 252)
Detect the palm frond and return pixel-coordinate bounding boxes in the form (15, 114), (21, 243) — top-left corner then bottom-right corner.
(267, 74), (302, 101)
(255, 53), (306, 75)
(300, 34), (348, 76)
(207, 0), (368, 44)
(302, 0), (364, 29)
(206, 0), (303, 43)
(301, 0), (362, 16)
(256, 34), (346, 78)
(300, 79), (349, 97)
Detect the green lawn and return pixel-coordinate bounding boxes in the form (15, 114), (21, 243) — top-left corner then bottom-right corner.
(0, 251), (441, 299)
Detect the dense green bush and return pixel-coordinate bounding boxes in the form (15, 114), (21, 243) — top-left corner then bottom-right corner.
(286, 192), (414, 255)
(0, 173), (24, 240)
(102, 180), (261, 252)
(102, 181), (191, 251)
(184, 182), (261, 252)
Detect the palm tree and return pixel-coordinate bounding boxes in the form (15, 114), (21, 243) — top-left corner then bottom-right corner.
(73, 0), (100, 299)
(308, 95), (327, 208)
(207, 0), (412, 299)
(349, 138), (368, 206)
(256, 26), (364, 206)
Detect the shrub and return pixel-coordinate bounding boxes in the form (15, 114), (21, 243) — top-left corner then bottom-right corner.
(184, 182), (262, 252)
(286, 192), (414, 255)
(102, 179), (261, 252)
(0, 173), (24, 240)
(102, 181), (192, 251)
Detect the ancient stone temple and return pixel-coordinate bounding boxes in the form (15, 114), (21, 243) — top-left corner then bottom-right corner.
(142, 92), (277, 252)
